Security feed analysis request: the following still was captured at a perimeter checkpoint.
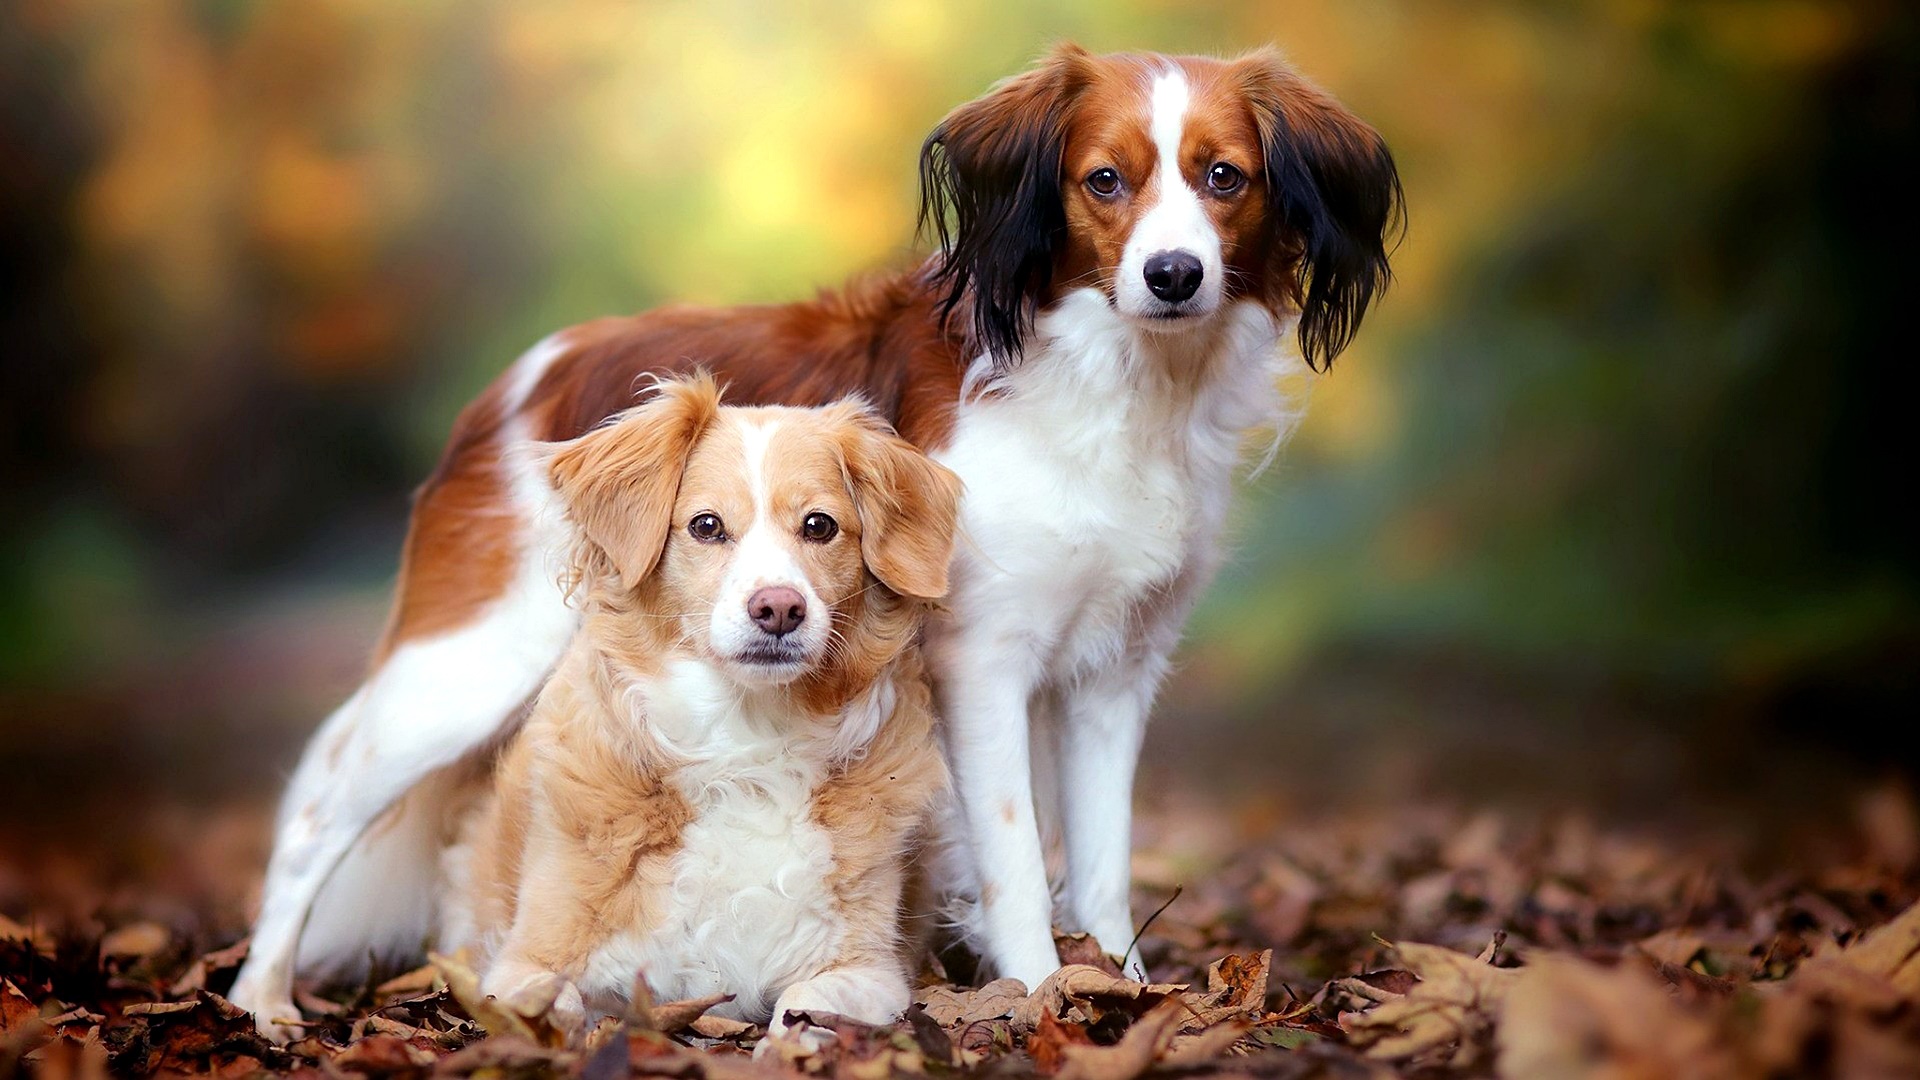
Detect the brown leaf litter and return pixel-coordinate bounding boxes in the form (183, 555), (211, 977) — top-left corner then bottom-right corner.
(5, 789), (1920, 1078)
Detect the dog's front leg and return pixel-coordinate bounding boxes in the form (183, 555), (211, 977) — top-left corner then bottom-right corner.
(761, 964), (910, 1056)
(1059, 658), (1165, 977)
(934, 660), (1060, 990)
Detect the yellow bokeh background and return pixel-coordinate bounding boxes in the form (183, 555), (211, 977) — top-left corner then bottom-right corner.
(1, 0), (1909, 824)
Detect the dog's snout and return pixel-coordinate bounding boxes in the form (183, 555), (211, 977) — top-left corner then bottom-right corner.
(1142, 250), (1203, 303)
(747, 586), (806, 636)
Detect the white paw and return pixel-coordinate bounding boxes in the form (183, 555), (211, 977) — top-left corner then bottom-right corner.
(1087, 923), (1144, 977)
(755, 1019), (837, 1061)
(1003, 955), (1063, 994)
(229, 968), (302, 1044)
(486, 966), (587, 1033)
(238, 993), (303, 1044)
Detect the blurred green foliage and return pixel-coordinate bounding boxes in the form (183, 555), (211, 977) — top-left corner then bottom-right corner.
(1205, 3), (1916, 727)
(0, 1), (1913, 763)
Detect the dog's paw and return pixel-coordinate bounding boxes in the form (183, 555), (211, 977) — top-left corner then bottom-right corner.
(754, 1018), (837, 1061)
(485, 965), (586, 1033)
(228, 968), (302, 1044)
(236, 992), (303, 1044)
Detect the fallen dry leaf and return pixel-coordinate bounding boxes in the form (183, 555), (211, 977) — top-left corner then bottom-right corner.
(645, 992), (733, 1034)
(1633, 928), (1706, 968)
(1028, 1009), (1095, 1075)
(1340, 938), (1518, 1068)
(1833, 896), (1920, 993)
(2, 978), (38, 1035)
(918, 977), (1029, 1027)
(371, 961), (440, 1002)
(1497, 953), (1736, 1080)
(1180, 949), (1271, 1030)
(690, 1013), (755, 1039)
(430, 950), (559, 1046)
(332, 1031), (436, 1072)
(1012, 964), (1184, 1032)
(1056, 932), (1125, 977)
(121, 1001), (199, 1017)
(97, 922), (170, 962)
(1053, 998), (1189, 1080)
(1162, 1019), (1252, 1067)
(168, 938), (247, 996)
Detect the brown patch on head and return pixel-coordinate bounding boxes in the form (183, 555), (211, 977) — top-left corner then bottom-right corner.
(544, 373), (721, 590)
(641, 412), (755, 653)
(1174, 58), (1279, 303)
(1054, 52), (1161, 303)
(626, 404), (879, 682)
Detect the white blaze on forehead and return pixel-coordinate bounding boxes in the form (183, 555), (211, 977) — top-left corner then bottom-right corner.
(1148, 67), (1191, 180)
(727, 417), (803, 593)
(1113, 65), (1226, 319)
(1136, 67), (1204, 238)
(738, 416), (777, 521)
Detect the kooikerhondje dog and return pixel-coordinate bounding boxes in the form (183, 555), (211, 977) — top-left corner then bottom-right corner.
(438, 375), (958, 1039)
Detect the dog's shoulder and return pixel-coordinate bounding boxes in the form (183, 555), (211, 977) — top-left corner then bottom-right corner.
(517, 647), (692, 853)
(811, 647), (948, 839)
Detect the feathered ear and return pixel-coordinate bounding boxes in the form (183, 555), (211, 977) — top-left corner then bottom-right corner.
(920, 42), (1092, 367)
(834, 409), (963, 601)
(1235, 48), (1404, 372)
(541, 373), (722, 589)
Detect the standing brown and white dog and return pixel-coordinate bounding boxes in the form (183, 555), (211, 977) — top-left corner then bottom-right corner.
(443, 376), (955, 1041)
(230, 44), (1401, 1039)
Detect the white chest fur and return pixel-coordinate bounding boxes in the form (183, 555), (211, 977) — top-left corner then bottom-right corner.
(931, 292), (1297, 682)
(575, 662), (867, 1021)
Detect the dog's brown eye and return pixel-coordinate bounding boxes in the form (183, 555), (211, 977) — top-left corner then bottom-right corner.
(801, 512), (838, 543)
(1086, 167), (1121, 197)
(688, 513), (726, 542)
(1207, 162), (1245, 194)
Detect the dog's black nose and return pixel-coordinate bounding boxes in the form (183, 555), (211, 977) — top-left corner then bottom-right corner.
(1143, 250), (1203, 303)
(747, 586), (806, 636)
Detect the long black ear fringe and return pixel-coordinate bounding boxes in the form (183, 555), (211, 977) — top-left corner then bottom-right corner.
(918, 97), (1069, 367)
(1265, 111), (1406, 372)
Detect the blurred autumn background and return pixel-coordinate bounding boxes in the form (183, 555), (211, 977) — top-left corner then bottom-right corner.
(2, 0), (1917, 908)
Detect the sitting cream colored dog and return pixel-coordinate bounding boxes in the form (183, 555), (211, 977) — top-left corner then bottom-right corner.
(439, 374), (958, 1040)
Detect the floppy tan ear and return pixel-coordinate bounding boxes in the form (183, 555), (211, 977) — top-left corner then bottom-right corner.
(837, 412), (963, 601)
(543, 373), (722, 588)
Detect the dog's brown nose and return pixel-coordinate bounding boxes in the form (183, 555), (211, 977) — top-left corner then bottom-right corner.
(747, 586), (806, 636)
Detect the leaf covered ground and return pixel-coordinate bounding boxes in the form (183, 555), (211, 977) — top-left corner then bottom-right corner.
(5, 788), (1920, 1080)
